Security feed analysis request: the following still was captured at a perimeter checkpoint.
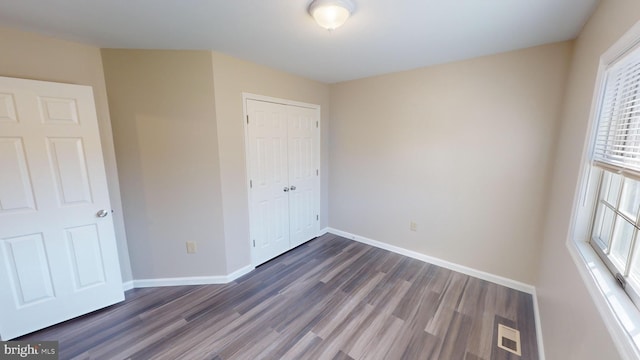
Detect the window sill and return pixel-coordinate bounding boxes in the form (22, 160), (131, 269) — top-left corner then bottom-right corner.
(568, 238), (640, 359)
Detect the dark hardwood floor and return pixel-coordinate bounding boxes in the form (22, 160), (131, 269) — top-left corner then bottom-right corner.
(19, 234), (539, 360)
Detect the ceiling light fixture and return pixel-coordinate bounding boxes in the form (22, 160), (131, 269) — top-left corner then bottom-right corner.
(308, 0), (355, 31)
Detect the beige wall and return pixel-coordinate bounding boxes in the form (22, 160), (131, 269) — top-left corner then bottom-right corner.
(0, 27), (133, 282)
(536, 0), (640, 358)
(211, 52), (331, 273)
(101, 50), (227, 279)
(329, 42), (572, 284)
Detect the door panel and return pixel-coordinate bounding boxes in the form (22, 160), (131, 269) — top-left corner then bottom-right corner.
(38, 97), (79, 124)
(287, 106), (319, 248)
(247, 100), (290, 265)
(0, 138), (36, 212)
(47, 137), (92, 205)
(0, 76), (124, 340)
(4, 233), (55, 306)
(65, 224), (106, 290)
(0, 93), (18, 123)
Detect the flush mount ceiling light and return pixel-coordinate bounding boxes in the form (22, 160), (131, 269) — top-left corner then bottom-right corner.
(308, 0), (355, 31)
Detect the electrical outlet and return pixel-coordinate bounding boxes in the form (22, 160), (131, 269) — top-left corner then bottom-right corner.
(410, 221), (417, 231)
(186, 241), (197, 254)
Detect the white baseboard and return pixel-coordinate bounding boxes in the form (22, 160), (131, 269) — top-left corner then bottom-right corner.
(122, 280), (134, 291)
(325, 227), (536, 294)
(129, 265), (255, 289)
(226, 264), (255, 281)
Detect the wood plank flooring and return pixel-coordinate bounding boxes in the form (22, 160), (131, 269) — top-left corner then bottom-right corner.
(18, 234), (539, 359)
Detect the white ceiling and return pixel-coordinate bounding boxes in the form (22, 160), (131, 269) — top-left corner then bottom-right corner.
(0, 0), (599, 83)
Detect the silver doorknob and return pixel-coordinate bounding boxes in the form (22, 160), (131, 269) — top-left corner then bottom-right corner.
(283, 187), (290, 192)
(290, 185), (297, 191)
(96, 209), (109, 218)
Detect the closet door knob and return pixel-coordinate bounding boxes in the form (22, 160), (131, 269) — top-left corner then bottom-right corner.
(290, 185), (297, 191)
(283, 187), (290, 192)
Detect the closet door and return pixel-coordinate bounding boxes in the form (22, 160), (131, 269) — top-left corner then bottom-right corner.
(287, 106), (319, 248)
(246, 97), (320, 266)
(246, 100), (291, 265)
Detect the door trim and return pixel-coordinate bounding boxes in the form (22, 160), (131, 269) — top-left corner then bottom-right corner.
(243, 93), (319, 110)
(242, 93), (321, 267)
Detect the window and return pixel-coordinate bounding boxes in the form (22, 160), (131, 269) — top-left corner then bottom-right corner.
(572, 22), (640, 358)
(590, 171), (640, 305)
(589, 37), (640, 309)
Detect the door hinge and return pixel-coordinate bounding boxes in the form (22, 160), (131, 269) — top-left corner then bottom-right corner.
(316, 214), (319, 221)
(247, 115), (250, 124)
(253, 239), (256, 247)
(316, 169), (319, 176)
(250, 180), (253, 188)
(316, 121), (319, 128)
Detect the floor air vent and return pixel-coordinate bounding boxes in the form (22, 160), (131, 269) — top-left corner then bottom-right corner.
(497, 324), (521, 356)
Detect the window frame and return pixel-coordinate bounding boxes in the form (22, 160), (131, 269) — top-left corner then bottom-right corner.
(588, 168), (640, 308)
(568, 20), (640, 360)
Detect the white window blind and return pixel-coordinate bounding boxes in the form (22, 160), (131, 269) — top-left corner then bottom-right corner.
(594, 47), (640, 176)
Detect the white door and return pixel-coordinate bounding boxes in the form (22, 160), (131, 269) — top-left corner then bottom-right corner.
(246, 98), (320, 265)
(246, 99), (291, 265)
(287, 106), (319, 248)
(0, 76), (124, 340)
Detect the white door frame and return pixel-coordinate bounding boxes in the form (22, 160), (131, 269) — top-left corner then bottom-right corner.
(242, 93), (321, 267)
